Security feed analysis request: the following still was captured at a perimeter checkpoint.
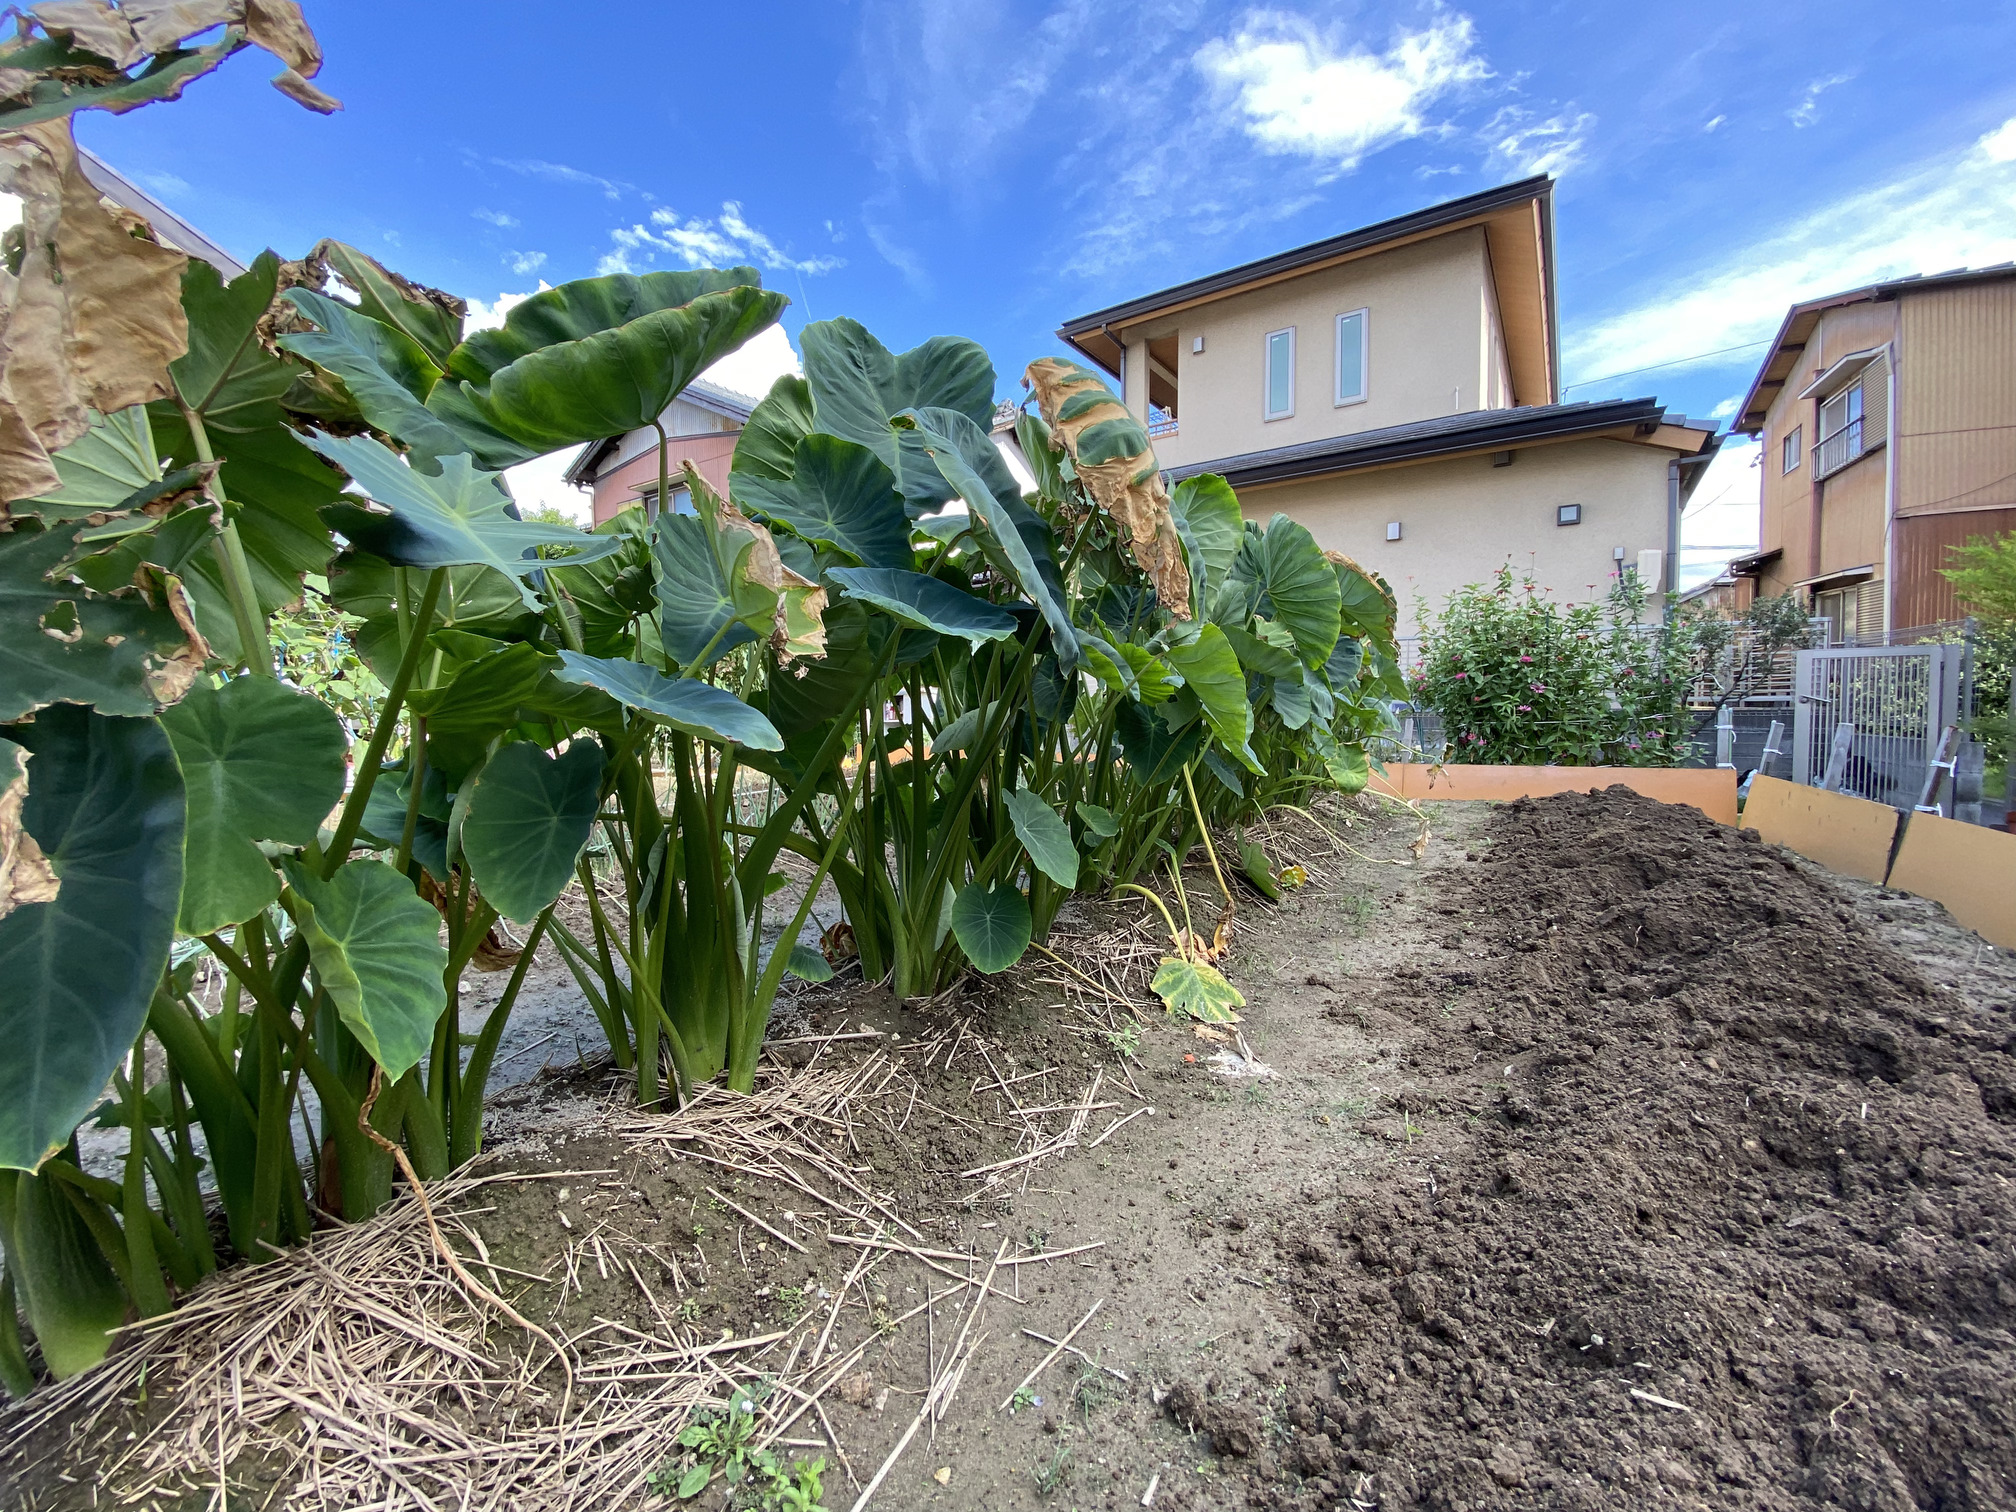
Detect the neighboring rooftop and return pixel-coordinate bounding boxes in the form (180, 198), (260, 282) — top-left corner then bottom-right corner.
(80, 150), (246, 279)
(1056, 174), (1559, 407)
(1162, 397), (1718, 492)
(1735, 262), (2016, 434)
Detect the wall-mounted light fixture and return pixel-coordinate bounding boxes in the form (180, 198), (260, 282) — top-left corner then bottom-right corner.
(1612, 545), (1627, 563)
(1192, 335), (1205, 354)
(1386, 521), (1403, 542)
(1556, 503), (1582, 526)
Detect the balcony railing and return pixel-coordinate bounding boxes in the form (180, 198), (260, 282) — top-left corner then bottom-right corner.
(1813, 416), (1864, 478)
(1147, 417), (1179, 439)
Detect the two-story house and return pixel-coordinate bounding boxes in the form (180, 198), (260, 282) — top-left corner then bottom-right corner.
(1053, 176), (1720, 629)
(1732, 264), (2016, 642)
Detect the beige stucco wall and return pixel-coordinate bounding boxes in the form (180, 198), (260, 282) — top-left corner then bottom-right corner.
(1241, 437), (1674, 635)
(1123, 228), (1504, 472)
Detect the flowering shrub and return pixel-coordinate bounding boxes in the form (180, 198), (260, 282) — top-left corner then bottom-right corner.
(1412, 565), (1694, 766)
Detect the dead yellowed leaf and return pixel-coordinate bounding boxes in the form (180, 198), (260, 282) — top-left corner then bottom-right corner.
(932, 1467), (951, 1486)
(269, 64), (338, 113)
(1024, 356), (1191, 619)
(0, 118), (188, 503)
(0, 751), (61, 922)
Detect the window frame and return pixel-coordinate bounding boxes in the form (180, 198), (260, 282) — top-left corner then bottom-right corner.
(1333, 308), (1369, 408)
(1263, 326), (1295, 421)
(1782, 424), (1802, 475)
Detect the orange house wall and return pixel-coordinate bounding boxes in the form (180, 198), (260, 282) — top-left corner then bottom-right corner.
(590, 432), (740, 526)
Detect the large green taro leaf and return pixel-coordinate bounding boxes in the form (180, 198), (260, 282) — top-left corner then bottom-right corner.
(310, 434), (618, 607)
(446, 267), (763, 383)
(280, 289), (470, 465)
(651, 509), (759, 671)
(542, 508), (656, 659)
(949, 879), (1031, 974)
(1335, 555), (1398, 643)
(281, 858), (447, 1080)
(730, 374), (816, 486)
(328, 550), (533, 683)
(315, 241), (467, 371)
(356, 758), (452, 881)
(0, 709), (183, 1171)
(159, 678), (348, 936)
(1170, 475), (1243, 598)
(0, 523), (205, 723)
(408, 640), (555, 782)
(12, 407), (163, 523)
(168, 254), (295, 434)
(555, 652), (783, 750)
(734, 434), (911, 569)
(826, 568), (1016, 646)
(462, 741), (605, 923)
(1080, 634), (1176, 705)
(1114, 697), (1205, 788)
(1240, 514), (1341, 670)
(800, 319), (994, 509)
(909, 411), (1078, 673)
(1221, 622), (1302, 681)
(1164, 623), (1258, 771)
(426, 286), (787, 468)
(1004, 787), (1078, 889)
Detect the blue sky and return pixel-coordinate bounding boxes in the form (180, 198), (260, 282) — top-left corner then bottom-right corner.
(81, 0), (2016, 575)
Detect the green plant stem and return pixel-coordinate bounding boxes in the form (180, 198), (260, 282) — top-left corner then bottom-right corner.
(1181, 762), (1234, 911)
(119, 1044), (171, 1317)
(177, 398), (271, 676)
(396, 716), (428, 875)
(1111, 883), (1182, 949)
(323, 567), (447, 876)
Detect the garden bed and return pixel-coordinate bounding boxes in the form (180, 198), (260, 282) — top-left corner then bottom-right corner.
(5, 790), (2012, 1510)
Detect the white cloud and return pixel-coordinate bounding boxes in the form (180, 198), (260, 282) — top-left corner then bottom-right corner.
(488, 156), (628, 200)
(473, 207), (519, 228)
(1483, 106), (1594, 177)
(1193, 10), (1489, 169)
(461, 285), (548, 332)
(502, 448), (593, 526)
(1980, 116), (2016, 162)
(141, 170), (190, 198)
(598, 202), (842, 277)
(1704, 114), (1726, 133)
(697, 323), (802, 402)
(1709, 395), (1740, 420)
(1678, 435), (1761, 591)
(1788, 74), (1849, 128)
(507, 250), (547, 275)
(1568, 130), (2016, 386)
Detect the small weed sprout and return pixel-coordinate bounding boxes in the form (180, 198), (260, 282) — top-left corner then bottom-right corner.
(777, 1285), (807, 1323)
(648, 1383), (828, 1506)
(1031, 1444), (1073, 1498)
(677, 1296), (703, 1324)
(1009, 1385), (1040, 1415)
(1070, 1364), (1110, 1424)
(1106, 1021), (1142, 1059)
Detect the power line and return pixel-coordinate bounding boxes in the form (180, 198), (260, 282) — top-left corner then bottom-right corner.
(1563, 338), (1774, 394)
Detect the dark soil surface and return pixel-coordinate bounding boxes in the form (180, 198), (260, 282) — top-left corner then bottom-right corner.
(1220, 789), (2016, 1511)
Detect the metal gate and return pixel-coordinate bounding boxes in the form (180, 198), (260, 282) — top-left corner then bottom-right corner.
(1791, 644), (1963, 807)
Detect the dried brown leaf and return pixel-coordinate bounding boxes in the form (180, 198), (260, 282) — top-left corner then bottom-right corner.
(0, 118), (188, 502)
(26, 1), (141, 67)
(120, 0), (243, 54)
(0, 753), (61, 922)
(1024, 356), (1190, 619)
(0, 65), (40, 103)
(244, 0), (319, 74)
(269, 64), (337, 113)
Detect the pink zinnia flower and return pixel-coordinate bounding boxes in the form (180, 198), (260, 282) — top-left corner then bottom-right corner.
(1530, 682), (1546, 692)
(1517, 704), (1531, 712)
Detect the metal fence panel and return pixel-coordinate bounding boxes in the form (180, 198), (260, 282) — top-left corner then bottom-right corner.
(1791, 644), (1962, 807)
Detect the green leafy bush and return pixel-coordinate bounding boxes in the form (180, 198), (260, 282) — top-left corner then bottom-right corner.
(1412, 565), (1692, 765)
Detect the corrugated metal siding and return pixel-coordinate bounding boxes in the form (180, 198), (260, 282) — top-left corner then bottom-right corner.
(1898, 282), (2016, 518)
(1819, 456), (1886, 572)
(1894, 507), (2016, 627)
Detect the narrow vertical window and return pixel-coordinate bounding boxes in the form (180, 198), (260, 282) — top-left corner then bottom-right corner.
(1335, 308), (1368, 405)
(1264, 327), (1294, 420)
(1782, 425), (1802, 474)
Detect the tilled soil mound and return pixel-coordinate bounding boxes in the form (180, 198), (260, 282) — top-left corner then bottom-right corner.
(1238, 787), (2016, 1510)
